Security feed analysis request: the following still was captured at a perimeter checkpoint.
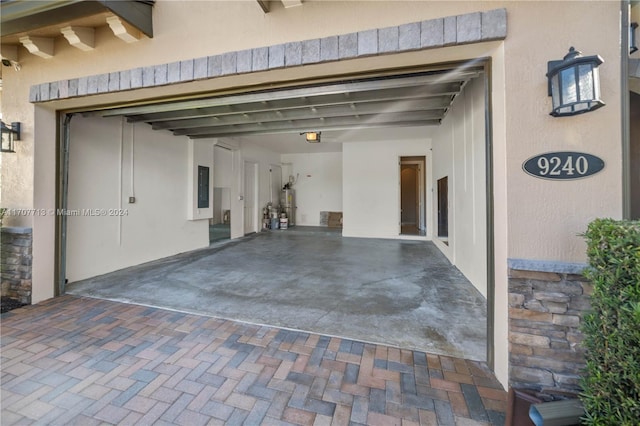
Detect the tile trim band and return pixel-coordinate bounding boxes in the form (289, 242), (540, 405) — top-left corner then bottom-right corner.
(29, 9), (507, 103)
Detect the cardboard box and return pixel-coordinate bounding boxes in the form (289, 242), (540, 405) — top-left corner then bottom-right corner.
(327, 212), (342, 228)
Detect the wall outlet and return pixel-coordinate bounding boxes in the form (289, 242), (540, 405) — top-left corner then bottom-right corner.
(128, 197), (136, 204)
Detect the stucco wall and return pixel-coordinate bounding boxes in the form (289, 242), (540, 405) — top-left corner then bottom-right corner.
(281, 152), (343, 226)
(431, 76), (487, 297)
(187, 139), (214, 222)
(213, 146), (233, 224)
(503, 2), (622, 263)
(66, 115), (209, 282)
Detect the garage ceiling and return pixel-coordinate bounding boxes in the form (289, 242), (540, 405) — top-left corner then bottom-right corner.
(97, 67), (483, 141)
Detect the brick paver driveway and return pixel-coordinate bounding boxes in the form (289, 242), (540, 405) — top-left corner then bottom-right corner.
(1, 296), (506, 425)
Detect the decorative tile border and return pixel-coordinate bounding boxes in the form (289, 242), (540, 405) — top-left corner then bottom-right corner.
(507, 258), (588, 275)
(29, 9), (506, 103)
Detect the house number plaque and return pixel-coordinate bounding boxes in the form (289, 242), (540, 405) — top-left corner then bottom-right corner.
(522, 152), (604, 180)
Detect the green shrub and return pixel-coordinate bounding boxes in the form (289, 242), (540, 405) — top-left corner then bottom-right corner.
(580, 218), (640, 425)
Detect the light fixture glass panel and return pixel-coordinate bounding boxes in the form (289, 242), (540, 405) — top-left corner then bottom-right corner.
(1, 133), (10, 151)
(304, 132), (320, 143)
(551, 74), (560, 109)
(592, 67), (601, 99)
(578, 64), (594, 101)
(1, 122), (16, 153)
(560, 68), (577, 104)
(574, 103), (588, 113)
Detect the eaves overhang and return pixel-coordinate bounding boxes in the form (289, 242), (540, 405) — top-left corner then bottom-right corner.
(0, 0), (154, 38)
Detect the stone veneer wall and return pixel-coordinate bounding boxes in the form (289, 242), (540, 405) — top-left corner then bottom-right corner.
(1, 227), (33, 304)
(508, 268), (592, 393)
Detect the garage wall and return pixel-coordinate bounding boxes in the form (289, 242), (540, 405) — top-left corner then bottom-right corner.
(280, 152), (343, 226)
(66, 116), (209, 282)
(235, 139), (282, 235)
(431, 77), (487, 296)
(213, 145), (233, 224)
(342, 131), (431, 239)
(187, 139), (214, 221)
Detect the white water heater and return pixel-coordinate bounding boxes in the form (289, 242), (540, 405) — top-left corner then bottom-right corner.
(280, 188), (295, 226)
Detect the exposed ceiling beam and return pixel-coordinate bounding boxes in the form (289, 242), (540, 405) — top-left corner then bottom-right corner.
(172, 111), (436, 137)
(100, 71), (477, 118)
(150, 99), (444, 131)
(189, 121), (441, 139)
(91, 70), (482, 140)
(129, 90), (455, 124)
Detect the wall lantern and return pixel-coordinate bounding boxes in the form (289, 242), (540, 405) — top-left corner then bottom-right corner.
(546, 47), (605, 117)
(1, 121), (21, 153)
(631, 22), (638, 54)
(301, 131), (321, 143)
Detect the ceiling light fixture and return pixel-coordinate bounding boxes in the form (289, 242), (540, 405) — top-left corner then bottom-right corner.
(301, 131), (321, 143)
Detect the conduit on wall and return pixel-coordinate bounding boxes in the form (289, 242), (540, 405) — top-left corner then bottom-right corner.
(130, 122), (136, 200)
(118, 117), (124, 246)
(117, 118), (137, 246)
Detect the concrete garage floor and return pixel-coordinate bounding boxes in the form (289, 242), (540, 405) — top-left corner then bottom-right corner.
(67, 227), (487, 361)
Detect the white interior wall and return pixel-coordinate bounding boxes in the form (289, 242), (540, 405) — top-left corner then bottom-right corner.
(280, 152), (343, 226)
(431, 77), (487, 296)
(213, 145), (233, 224)
(342, 132), (431, 239)
(66, 116), (209, 282)
(270, 165), (282, 207)
(232, 139), (282, 234)
(187, 139), (214, 221)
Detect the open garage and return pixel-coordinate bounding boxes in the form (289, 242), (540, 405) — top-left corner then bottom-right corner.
(61, 65), (491, 363)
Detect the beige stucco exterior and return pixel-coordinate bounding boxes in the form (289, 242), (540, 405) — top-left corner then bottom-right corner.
(0, 1), (627, 389)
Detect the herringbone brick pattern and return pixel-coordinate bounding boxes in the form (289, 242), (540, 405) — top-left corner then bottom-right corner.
(1, 296), (506, 425)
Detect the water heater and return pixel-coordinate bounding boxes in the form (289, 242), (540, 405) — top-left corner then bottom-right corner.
(280, 189), (295, 226)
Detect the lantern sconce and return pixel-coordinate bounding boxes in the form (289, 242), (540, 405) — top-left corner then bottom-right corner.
(1, 121), (21, 153)
(631, 22), (638, 55)
(546, 47), (605, 117)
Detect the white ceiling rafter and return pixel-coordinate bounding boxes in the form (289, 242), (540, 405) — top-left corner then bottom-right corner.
(94, 69), (483, 140)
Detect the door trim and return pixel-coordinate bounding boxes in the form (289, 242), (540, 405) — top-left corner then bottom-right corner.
(243, 161), (259, 235)
(400, 156), (426, 235)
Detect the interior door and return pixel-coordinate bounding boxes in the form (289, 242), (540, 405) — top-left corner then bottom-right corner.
(244, 161), (258, 234)
(400, 156), (426, 235)
(401, 165), (419, 226)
